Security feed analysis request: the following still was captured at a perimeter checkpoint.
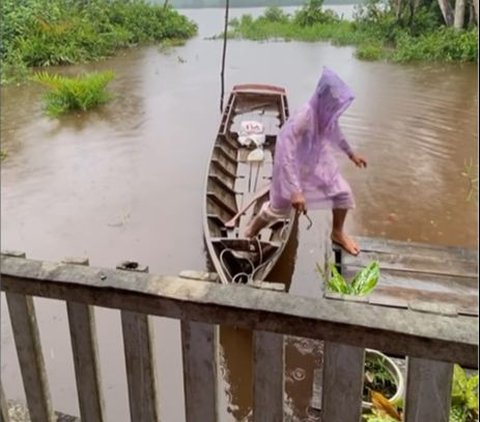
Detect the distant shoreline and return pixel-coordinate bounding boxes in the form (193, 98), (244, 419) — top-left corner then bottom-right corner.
(162, 1), (357, 9)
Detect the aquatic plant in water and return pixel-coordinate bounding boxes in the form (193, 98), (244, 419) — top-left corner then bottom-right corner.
(32, 71), (115, 117)
(317, 260), (380, 296)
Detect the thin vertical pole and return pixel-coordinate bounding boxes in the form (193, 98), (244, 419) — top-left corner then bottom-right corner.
(220, 0), (230, 113)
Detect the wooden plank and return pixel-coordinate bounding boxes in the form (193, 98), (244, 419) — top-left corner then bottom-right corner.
(179, 271), (218, 422)
(121, 311), (159, 422)
(404, 357), (453, 422)
(341, 266), (477, 293)
(5, 293), (54, 422)
(253, 331), (284, 422)
(1, 382), (9, 422)
(1, 256), (478, 368)
(341, 250), (476, 278)
(181, 321), (218, 422)
(321, 342), (364, 422)
(352, 236), (477, 261)
(63, 257), (105, 422)
(371, 285), (478, 316)
(66, 303), (105, 421)
(117, 262), (159, 422)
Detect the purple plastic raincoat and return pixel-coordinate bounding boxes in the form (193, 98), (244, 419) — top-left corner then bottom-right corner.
(270, 67), (356, 211)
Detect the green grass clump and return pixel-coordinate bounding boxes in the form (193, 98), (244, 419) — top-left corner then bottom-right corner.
(355, 42), (386, 60)
(32, 71), (115, 117)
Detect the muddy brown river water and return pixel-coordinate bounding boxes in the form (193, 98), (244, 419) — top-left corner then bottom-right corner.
(1, 6), (477, 421)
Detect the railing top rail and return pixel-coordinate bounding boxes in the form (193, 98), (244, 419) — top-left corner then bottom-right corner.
(1, 255), (477, 368)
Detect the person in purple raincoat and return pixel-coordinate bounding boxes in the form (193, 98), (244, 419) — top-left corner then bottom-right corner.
(245, 67), (367, 255)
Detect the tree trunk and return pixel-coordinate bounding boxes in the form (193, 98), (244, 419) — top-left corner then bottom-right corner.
(468, 0), (476, 24)
(163, 0), (169, 8)
(437, 0), (455, 25)
(454, 0), (466, 28)
(474, 0), (479, 22)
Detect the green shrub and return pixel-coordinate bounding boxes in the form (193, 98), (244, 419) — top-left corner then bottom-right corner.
(294, 0), (340, 26)
(393, 27), (478, 62)
(356, 42), (386, 60)
(1, 0), (197, 83)
(224, 0), (477, 63)
(263, 6), (290, 23)
(32, 70), (115, 116)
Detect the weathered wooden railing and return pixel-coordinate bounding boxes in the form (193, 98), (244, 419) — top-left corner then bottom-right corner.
(1, 252), (478, 422)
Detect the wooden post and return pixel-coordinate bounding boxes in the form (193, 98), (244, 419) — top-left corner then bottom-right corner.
(6, 293), (54, 422)
(64, 257), (105, 422)
(253, 330), (284, 422)
(118, 262), (159, 422)
(404, 357), (453, 422)
(321, 342), (364, 422)
(179, 271), (218, 422)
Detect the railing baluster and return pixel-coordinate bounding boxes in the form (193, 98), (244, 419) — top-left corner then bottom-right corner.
(253, 330), (284, 422)
(1, 381), (10, 422)
(179, 271), (218, 422)
(118, 262), (159, 422)
(64, 257), (105, 422)
(321, 342), (364, 422)
(181, 321), (218, 421)
(6, 293), (54, 422)
(404, 357), (453, 422)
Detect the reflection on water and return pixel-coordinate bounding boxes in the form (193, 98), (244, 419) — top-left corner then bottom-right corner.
(1, 6), (477, 421)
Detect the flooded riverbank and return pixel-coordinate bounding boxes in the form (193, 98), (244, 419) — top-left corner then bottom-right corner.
(1, 6), (477, 421)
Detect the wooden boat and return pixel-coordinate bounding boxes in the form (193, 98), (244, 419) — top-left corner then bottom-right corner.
(203, 84), (296, 284)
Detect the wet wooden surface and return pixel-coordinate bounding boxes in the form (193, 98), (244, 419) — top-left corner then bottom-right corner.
(1, 254), (477, 368)
(330, 236), (478, 316)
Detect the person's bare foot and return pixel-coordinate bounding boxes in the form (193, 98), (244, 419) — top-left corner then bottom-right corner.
(331, 230), (360, 256)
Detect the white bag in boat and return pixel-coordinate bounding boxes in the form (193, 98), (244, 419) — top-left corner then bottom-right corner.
(238, 120), (266, 147)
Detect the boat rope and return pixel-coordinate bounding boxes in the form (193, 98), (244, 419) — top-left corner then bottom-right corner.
(218, 220), (296, 284)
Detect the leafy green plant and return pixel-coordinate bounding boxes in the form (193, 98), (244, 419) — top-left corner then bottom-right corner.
(32, 71), (115, 116)
(450, 364), (478, 422)
(317, 260), (380, 296)
(1, 0), (197, 84)
(362, 364), (479, 422)
(364, 355), (398, 400)
(356, 42), (386, 60)
(263, 6), (290, 23)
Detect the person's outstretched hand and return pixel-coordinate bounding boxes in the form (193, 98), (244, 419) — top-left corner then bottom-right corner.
(350, 153), (367, 168)
(291, 192), (306, 213)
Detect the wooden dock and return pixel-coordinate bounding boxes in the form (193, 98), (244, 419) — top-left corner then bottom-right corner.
(329, 236), (478, 317)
